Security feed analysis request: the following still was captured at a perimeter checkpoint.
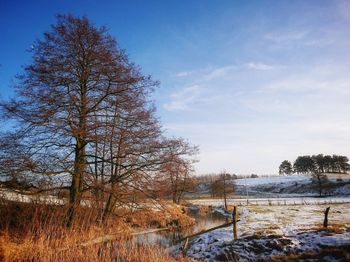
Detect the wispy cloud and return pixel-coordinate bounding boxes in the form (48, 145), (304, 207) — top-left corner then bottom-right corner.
(263, 65), (350, 94)
(204, 65), (237, 80)
(174, 71), (192, 77)
(245, 62), (274, 71)
(163, 85), (202, 111)
(265, 30), (308, 42)
(264, 29), (336, 48)
(174, 62), (275, 81)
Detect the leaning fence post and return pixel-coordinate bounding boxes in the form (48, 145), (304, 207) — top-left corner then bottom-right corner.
(323, 207), (330, 228)
(232, 206), (238, 240)
(182, 237), (189, 256)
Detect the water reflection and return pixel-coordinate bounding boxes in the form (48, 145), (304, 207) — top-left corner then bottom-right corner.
(134, 209), (227, 247)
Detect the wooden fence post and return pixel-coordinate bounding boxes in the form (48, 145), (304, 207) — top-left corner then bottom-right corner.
(182, 237), (189, 256)
(232, 206), (238, 240)
(323, 207), (330, 228)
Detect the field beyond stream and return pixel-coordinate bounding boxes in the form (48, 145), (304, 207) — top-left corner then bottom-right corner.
(169, 201), (350, 261)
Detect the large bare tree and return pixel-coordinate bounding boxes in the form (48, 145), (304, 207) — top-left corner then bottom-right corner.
(0, 15), (158, 226)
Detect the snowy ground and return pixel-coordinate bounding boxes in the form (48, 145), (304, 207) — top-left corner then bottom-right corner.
(233, 174), (350, 198)
(0, 188), (66, 204)
(233, 175), (310, 186)
(189, 196), (350, 206)
(173, 203), (350, 261)
(191, 174), (350, 199)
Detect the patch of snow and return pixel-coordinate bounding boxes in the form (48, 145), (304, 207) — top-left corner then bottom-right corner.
(234, 175), (310, 186)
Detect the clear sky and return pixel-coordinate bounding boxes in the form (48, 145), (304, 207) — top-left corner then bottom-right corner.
(1, 0), (350, 175)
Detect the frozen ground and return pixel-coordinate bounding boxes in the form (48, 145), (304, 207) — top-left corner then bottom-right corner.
(235, 174), (350, 197)
(189, 196), (350, 206)
(192, 174), (350, 198)
(234, 175), (310, 186)
(174, 203), (350, 261)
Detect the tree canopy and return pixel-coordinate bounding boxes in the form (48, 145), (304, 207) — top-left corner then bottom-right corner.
(278, 154), (349, 175)
(278, 160), (293, 175)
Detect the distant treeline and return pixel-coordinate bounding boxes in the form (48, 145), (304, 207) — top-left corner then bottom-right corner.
(279, 154), (350, 175)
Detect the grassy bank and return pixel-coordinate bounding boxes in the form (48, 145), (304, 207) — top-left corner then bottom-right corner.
(0, 199), (193, 261)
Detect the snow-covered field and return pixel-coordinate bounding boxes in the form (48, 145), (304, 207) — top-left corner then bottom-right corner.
(192, 174), (350, 199)
(190, 196), (350, 206)
(174, 203), (350, 261)
(232, 174), (350, 198)
(234, 175), (310, 186)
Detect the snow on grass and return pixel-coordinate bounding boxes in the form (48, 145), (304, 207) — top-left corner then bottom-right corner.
(334, 183), (350, 195)
(232, 174), (350, 197)
(175, 203), (350, 261)
(189, 196), (350, 206)
(234, 175), (310, 186)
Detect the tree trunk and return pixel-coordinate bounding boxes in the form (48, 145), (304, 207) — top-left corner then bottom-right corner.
(101, 158), (121, 223)
(172, 192), (178, 204)
(323, 206), (330, 228)
(66, 138), (86, 227)
(317, 174), (322, 197)
(223, 175), (227, 211)
(101, 192), (117, 222)
(66, 84), (87, 227)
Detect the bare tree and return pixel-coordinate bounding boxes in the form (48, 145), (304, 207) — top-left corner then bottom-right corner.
(97, 95), (162, 222)
(158, 139), (198, 204)
(210, 172), (235, 210)
(312, 172), (330, 197)
(0, 15), (158, 227)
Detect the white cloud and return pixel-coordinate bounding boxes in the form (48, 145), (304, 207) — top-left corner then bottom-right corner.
(163, 85), (202, 111)
(174, 71), (192, 77)
(264, 29), (337, 48)
(177, 62), (275, 82)
(265, 30), (308, 42)
(245, 62), (274, 71)
(263, 65), (350, 94)
(204, 65), (237, 80)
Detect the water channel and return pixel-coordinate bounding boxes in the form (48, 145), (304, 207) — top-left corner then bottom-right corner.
(134, 208), (228, 248)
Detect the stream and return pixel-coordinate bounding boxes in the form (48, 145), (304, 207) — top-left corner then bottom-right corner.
(134, 207), (228, 248)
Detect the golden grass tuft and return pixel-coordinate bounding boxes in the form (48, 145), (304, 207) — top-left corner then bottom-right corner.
(123, 202), (195, 229)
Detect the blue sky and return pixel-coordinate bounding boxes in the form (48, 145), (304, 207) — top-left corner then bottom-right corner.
(1, 0), (350, 174)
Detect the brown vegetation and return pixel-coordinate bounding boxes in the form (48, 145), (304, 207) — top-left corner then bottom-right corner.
(270, 246), (350, 262)
(0, 199), (193, 261)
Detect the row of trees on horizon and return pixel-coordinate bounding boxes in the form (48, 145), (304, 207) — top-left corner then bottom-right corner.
(279, 154), (350, 175)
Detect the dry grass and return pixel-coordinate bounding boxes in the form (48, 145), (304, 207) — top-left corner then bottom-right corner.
(315, 225), (348, 234)
(297, 223), (349, 234)
(0, 199), (192, 262)
(129, 203), (195, 229)
(248, 206), (273, 213)
(270, 246), (350, 261)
